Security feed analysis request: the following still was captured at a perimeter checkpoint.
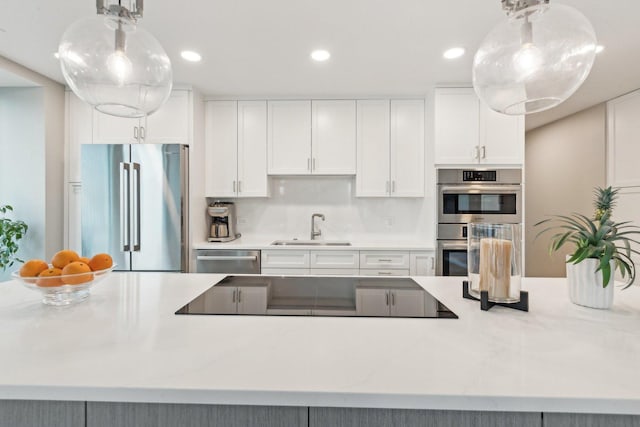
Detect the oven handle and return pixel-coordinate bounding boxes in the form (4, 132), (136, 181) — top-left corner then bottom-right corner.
(197, 256), (258, 261)
(438, 242), (468, 250)
(439, 185), (521, 193)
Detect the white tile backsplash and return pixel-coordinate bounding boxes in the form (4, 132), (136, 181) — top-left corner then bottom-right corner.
(208, 176), (435, 244)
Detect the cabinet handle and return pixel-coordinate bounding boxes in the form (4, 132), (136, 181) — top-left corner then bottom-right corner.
(133, 126), (138, 140)
(238, 181), (242, 193)
(385, 181), (389, 194)
(140, 126), (145, 141)
(474, 146), (480, 159)
(307, 158), (311, 171)
(233, 181), (236, 193)
(391, 181), (396, 193)
(312, 158), (316, 171)
(391, 292), (395, 306)
(385, 292), (389, 306)
(481, 145), (486, 159)
(378, 259), (393, 262)
(238, 289), (242, 303)
(431, 257), (435, 270)
(379, 271), (392, 276)
(232, 289), (236, 303)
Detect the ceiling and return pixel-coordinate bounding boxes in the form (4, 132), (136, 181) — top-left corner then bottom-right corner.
(1, 0), (640, 130)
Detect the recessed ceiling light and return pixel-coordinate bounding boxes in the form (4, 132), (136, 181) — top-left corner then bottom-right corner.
(443, 47), (465, 59)
(311, 49), (331, 62)
(180, 50), (202, 62)
(595, 45), (604, 54)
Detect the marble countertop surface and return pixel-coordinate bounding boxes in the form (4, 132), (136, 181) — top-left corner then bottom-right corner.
(192, 236), (435, 251)
(1, 272), (639, 414)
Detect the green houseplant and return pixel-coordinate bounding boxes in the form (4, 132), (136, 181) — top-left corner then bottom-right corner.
(0, 205), (28, 271)
(535, 187), (640, 308)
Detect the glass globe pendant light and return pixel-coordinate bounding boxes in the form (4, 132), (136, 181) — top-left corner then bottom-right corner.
(58, 0), (172, 118)
(472, 0), (597, 115)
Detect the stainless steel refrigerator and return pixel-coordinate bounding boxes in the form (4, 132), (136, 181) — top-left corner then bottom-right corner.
(81, 144), (188, 272)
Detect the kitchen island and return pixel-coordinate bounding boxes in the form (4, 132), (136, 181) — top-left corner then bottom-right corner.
(1, 272), (639, 427)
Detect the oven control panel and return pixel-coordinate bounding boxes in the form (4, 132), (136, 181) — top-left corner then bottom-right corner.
(462, 170), (496, 181)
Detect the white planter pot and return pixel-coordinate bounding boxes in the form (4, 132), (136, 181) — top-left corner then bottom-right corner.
(566, 258), (614, 309)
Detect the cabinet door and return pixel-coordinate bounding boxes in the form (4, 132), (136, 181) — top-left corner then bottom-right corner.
(607, 90), (640, 187)
(434, 88), (479, 165)
(268, 100), (311, 174)
(237, 286), (268, 314)
(390, 289), (425, 317)
(66, 91), (93, 182)
(355, 288), (389, 316)
(93, 111), (139, 144)
(410, 251), (435, 276)
(311, 100), (356, 174)
(203, 286), (237, 314)
(144, 90), (190, 144)
(237, 101), (268, 197)
(356, 100), (391, 197)
(479, 104), (524, 165)
(205, 101), (238, 197)
(390, 99), (424, 197)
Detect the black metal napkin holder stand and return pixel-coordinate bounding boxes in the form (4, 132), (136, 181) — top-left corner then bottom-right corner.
(462, 280), (529, 312)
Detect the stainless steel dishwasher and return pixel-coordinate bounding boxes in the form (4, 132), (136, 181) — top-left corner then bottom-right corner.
(195, 250), (261, 274)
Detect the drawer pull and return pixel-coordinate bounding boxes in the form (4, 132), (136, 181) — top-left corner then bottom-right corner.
(378, 259), (393, 262)
(378, 271), (392, 275)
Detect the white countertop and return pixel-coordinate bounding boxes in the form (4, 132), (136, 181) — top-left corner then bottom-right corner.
(193, 236), (435, 251)
(1, 272), (639, 414)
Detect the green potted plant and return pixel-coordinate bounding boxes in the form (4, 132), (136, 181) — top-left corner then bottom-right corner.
(535, 187), (640, 309)
(0, 205), (28, 272)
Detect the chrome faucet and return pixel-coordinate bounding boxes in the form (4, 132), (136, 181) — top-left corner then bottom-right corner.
(310, 213), (325, 240)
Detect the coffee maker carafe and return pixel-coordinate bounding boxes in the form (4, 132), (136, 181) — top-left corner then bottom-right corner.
(207, 201), (240, 242)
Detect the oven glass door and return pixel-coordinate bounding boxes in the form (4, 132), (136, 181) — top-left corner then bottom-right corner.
(442, 248), (467, 276)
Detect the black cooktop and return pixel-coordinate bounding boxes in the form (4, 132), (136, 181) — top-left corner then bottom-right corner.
(176, 275), (457, 319)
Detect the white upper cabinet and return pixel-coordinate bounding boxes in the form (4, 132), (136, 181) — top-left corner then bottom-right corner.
(268, 100), (311, 174)
(607, 89), (640, 188)
(237, 101), (268, 197)
(356, 99), (424, 197)
(267, 100), (356, 175)
(205, 101), (238, 198)
(93, 90), (191, 145)
(390, 99), (424, 197)
(205, 100), (269, 198)
(311, 100), (356, 174)
(434, 87), (523, 166)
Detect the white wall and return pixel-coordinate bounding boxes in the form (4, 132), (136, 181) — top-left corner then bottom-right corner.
(0, 87), (45, 280)
(209, 176), (433, 244)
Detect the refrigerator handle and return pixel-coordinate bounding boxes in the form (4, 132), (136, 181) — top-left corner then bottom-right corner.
(120, 162), (131, 252)
(132, 162), (141, 252)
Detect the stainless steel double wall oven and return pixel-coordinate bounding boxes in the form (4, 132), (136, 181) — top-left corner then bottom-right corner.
(436, 169), (522, 276)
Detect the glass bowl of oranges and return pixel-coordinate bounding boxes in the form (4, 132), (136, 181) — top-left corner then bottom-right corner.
(12, 250), (115, 306)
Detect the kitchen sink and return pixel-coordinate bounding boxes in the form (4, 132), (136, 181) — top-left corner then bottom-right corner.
(271, 240), (351, 246)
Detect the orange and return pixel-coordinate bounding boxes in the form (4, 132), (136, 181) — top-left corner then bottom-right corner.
(51, 249), (79, 269)
(19, 259), (49, 277)
(79, 256), (91, 265)
(88, 253), (113, 271)
(61, 262), (94, 285)
(37, 267), (63, 287)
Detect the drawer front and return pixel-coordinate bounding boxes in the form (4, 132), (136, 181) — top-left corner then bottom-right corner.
(310, 250), (359, 269)
(359, 269), (410, 276)
(359, 251), (410, 269)
(310, 268), (359, 276)
(261, 250), (310, 268)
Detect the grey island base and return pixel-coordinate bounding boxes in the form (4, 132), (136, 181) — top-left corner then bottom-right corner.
(1, 273), (640, 427)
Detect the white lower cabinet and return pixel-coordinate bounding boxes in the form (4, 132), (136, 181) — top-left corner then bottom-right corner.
(359, 251), (410, 276)
(410, 251), (435, 276)
(261, 250), (310, 269)
(310, 268), (359, 276)
(204, 285), (267, 314)
(356, 286), (425, 317)
(310, 251), (359, 269)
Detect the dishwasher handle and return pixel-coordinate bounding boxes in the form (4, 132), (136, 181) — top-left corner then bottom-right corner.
(197, 255), (258, 261)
